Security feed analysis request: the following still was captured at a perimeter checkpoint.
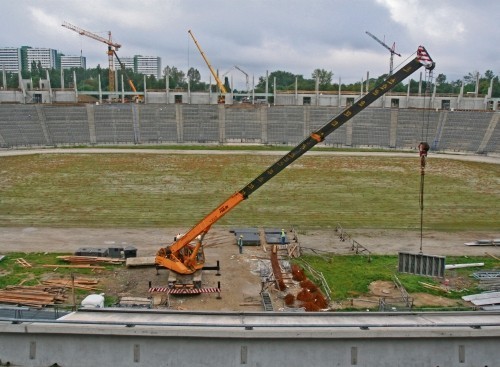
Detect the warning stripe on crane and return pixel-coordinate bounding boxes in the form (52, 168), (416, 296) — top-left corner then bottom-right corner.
(149, 287), (220, 294)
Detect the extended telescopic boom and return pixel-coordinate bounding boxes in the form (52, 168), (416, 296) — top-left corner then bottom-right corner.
(156, 46), (435, 275)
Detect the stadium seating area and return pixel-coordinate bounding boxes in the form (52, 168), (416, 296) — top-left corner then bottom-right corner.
(0, 104), (498, 155)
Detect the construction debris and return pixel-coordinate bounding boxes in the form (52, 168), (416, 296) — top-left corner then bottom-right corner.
(462, 291), (500, 308)
(445, 262), (484, 270)
(117, 297), (152, 308)
(126, 256), (156, 267)
(472, 271), (500, 291)
(15, 258), (32, 268)
(43, 264), (106, 270)
(418, 281), (449, 293)
(464, 239), (500, 246)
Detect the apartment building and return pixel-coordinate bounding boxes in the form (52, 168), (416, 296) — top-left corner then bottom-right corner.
(60, 55), (86, 69)
(23, 47), (59, 71)
(135, 55), (161, 79)
(0, 47), (22, 72)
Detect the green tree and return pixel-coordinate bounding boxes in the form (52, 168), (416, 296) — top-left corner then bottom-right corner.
(312, 69), (333, 90)
(164, 66), (186, 89)
(256, 70), (297, 91)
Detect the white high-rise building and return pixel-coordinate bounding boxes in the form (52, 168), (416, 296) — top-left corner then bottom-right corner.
(61, 55), (86, 69)
(115, 56), (134, 71)
(25, 47), (58, 70)
(135, 56), (161, 79)
(0, 47), (22, 72)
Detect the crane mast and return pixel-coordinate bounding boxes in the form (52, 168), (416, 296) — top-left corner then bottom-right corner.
(188, 29), (228, 100)
(156, 46), (435, 279)
(62, 21), (121, 92)
(365, 31), (401, 75)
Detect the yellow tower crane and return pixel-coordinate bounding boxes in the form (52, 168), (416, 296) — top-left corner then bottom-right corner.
(62, 21), (121, 92)
(188, 29), (227, 103)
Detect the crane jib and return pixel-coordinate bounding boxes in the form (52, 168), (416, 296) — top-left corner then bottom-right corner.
(240, 57), (423, 198)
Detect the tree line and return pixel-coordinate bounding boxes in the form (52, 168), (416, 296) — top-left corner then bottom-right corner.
(2, 62), (499, 98)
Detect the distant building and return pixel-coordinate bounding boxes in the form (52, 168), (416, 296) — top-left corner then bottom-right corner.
(0, 47), (22, 72)
(2, 45), (162, 79)
(22, 47), (59, 71)
(60, 55), (86, 70)
(115, 56), (134, 71)
(135, 55), (161, 79)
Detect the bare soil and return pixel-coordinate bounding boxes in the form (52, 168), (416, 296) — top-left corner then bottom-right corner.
(1, 226), (498, 311)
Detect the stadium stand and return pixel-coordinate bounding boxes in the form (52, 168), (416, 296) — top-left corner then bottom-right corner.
(351, 108), (392, 148)
(94, 104), (136, 144)
(182, 105), (219, 143)
(396, 109), (440, 150)
(0, 104), (498, 155)
(267, 106), (304, 145)
(434, 111), (492, 153)
(0, 105), (47, 147)
(138, 105), (178, 143)
(225, 107), (262, 143)
(43, 106), (90, 145)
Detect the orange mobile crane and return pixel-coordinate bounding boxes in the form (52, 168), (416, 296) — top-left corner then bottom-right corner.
(155, 46), (435, 288)
(62, 21), (121, 92)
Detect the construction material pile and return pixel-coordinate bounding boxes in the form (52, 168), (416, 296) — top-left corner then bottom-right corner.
(0, 277), (100, 308)
(284, 265), (328, 311)
(56, 255), (124, 265)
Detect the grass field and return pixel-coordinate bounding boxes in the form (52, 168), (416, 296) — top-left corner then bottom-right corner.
(0, 151), (498, 230)
(296, 254), (497, 301)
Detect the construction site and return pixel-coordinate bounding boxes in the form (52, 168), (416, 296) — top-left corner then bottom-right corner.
(1, 43), (500, 366)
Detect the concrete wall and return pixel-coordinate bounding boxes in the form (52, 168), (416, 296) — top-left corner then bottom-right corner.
(1, 89), (498, 111)
(1, 310), (499, 367)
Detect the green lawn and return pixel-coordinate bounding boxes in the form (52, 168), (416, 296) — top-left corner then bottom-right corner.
(295, 254), (497, 302)
(0, 152), (499, 230)
(0, 152), (498, 230)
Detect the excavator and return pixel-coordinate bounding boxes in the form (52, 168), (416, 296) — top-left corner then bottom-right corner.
(155, 46), (435, 289)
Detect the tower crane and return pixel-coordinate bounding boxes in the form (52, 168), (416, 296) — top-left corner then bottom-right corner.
(62, 21), (121, 92)
(188, 29), (227, 103)
(365, 31), (401, 75)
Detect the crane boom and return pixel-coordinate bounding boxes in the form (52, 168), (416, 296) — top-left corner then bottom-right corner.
(155, 46), (435, 277)
(223, 65), (250, 91)
(62, 21), (121, 92)
(188, 29), (228, 95)
(234, 66), (250, 91)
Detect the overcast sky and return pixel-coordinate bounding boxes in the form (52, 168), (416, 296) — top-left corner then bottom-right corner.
(2, 0), (498, 88)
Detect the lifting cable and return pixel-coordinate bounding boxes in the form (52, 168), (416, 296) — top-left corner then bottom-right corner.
(418, 68), (434, 253)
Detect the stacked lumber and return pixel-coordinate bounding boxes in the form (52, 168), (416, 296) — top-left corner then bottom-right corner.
(42, 277), (101, 291)
(0, 285), (66, 307)
(0, 277), (101, 307)
(56, 255), (125, 265)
